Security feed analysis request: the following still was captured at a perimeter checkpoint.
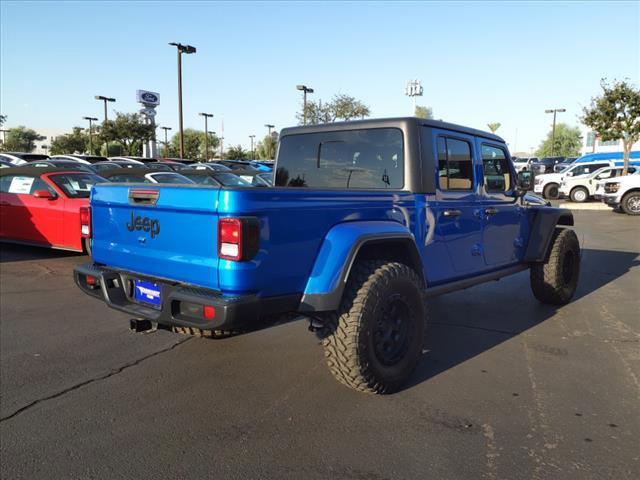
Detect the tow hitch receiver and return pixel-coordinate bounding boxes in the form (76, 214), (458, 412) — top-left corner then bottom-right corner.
(129, 318), (153, 333)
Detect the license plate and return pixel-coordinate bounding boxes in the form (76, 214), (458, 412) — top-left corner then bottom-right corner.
(133, 279), (162, 308)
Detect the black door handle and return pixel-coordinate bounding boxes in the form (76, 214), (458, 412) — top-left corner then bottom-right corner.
(484, 207), (499, 216)
(443, 209), (462, 218)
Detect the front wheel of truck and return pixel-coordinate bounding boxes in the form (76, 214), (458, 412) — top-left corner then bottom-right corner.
(321, 260), (426, 394)
(530, 228), (580, 305)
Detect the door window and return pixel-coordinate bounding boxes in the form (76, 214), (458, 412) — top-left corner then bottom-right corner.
(481, 145), (512, 193)
(437, 137), (474, 190)
(0, 175), (53, 195)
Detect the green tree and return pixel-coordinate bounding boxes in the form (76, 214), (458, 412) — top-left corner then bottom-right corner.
(100, 112), (154, 156)
(0, 126), (45, 152)
(164, 129), (220, 160)
(226, 144), (248, 160)
(583, 79), (640, 174)
(49, 127), (89, 155)
(535, 123), (582, 158)
(415, 105), (434, 119)
(0, 115), (6, 127)
(256, 135), (278, 160)
(487, 122), (501, 133)
(297, 94), (371, 125)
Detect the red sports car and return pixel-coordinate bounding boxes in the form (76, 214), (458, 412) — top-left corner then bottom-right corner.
(0, 166), (105, 253)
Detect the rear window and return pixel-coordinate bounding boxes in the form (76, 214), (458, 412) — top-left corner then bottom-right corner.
(150, 173), (194, 184)
(106, 174), (150, 183)
(48, 173), (105, 198)
(213, 173), (252, 186)
(275, 128), (404, 189)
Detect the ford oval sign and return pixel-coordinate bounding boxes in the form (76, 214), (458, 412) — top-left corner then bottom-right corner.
(136, 90), (160, 106)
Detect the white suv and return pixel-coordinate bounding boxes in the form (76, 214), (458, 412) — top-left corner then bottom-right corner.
(533, 161), (614, 199)
(559, 166), (637, 202)
(603, 172), (640, 215)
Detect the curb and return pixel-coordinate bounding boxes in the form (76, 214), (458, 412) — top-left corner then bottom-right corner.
(558, 202), (611, 211)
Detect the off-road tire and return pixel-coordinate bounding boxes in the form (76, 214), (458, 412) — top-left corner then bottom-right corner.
(621, 191), (640, 215)
(530, 228), (580, 305)
(570, 186), (589, 203)
(543, 183), (560, 200)
(322, 260), (426, 394)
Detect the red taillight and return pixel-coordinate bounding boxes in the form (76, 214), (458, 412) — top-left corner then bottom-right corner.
(218, 217), (259, 261)
(203, 305), (216, 320)
(80, 206), (91, 238)
(86, 275), (96, 285)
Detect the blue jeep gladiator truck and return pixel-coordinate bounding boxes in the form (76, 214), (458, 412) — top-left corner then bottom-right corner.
(75, 117), (580, 394)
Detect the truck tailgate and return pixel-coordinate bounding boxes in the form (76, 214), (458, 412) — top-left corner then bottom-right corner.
(90, 184), (221, 290)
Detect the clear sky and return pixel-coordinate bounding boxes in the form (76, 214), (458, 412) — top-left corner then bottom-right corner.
(1, 0), (638, 153)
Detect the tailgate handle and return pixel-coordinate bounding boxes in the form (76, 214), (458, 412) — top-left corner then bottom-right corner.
(129, 189), (159, 206)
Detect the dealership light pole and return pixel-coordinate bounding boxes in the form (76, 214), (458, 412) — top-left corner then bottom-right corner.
(545, 108), (566, 156)
(265, 124), (275, 159)
(405, 79), (423, 114)
(249, 134), (256, 159)
(199, 112), (213, 160)
(95, 96), (115, 155)
(161, 126), (172, 147)
(83, 116), (98, 154)
(296, 85), (314, 125)
(95, 95), (116, 122)
(169, 42), (196, 159)
(219, 137), (224, 160)
(0, 129), (8, 144)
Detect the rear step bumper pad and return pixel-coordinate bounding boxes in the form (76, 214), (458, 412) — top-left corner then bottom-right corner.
(74, 263), (297, 331)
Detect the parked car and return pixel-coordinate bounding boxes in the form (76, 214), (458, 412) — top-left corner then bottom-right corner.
(28, 159), (97, 173)
(51, 155), (108, 164)
(603, 172), (640, 215)
(157, 159), (191, 171)
(109, 156), (158, 164)
(249, 160), (274, 172)
(533, 160), (620, 199)
(108, 156), (146, 165)
(594, 168), (639, 200)
(553, 157), (577, 172)
(0, 166), (104, 252)
(0, 152), (49, 166)
(530, 156), (566, 175)
(181, 170), (253, 187)
(560, 166), (637, 202)
(0, 158), (15, 169)
(93, 161), (141, 173)
(75, 117), (581, 395)
(512, 156), (538, 172)
(98, 168), (194, 184)
(145, 163), (174, 172)
(215, 160), (259, 172)
(186, 162), (233, 172)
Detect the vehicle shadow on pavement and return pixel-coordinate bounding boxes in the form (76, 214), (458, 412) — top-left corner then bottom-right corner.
(406, 248), (639, 389)
(0, 243), (85, 263)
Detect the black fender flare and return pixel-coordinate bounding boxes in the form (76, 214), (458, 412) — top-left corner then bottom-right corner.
(524, 207), (575, 262)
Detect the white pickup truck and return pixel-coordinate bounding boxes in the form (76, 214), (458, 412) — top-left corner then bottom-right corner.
(559, 166), (637, 202)
(533, 160), (615, 199)
(603, 172), (640, 215)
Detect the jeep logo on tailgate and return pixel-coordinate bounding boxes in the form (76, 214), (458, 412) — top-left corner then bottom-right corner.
(127, 212), (160, 238)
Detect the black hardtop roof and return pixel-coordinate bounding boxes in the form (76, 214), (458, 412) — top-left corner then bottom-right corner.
(0, 165), (88, 177)
(98, 167), (152, 177)
(181, 169), (235, 176)
(280, 117), (505, 143)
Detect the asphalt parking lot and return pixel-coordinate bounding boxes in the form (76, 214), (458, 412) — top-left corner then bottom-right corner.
(1, 210), (638, 480)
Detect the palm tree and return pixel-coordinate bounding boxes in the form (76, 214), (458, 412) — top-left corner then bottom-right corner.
(487, 122), (501, 133)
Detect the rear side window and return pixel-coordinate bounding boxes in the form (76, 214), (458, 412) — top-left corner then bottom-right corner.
(49, 173), (105, 198)
(571, 163), (609, 176)
(0, 175), (53, 195)
(276, 128), (404, 189)
(481, 145), (512, 192)
(437, 137), (474, 190)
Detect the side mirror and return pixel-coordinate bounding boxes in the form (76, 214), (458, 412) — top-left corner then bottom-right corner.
(566, 172), (574, 177)
(516, 171), (533, 192)
(33, 189), (57, 200)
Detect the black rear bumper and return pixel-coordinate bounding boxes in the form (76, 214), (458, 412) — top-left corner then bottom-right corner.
(74, 263), (300, 331)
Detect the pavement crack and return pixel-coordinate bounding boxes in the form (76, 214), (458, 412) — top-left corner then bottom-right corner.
(429, 322), (518, 335)
(0, 337), (192, 423)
